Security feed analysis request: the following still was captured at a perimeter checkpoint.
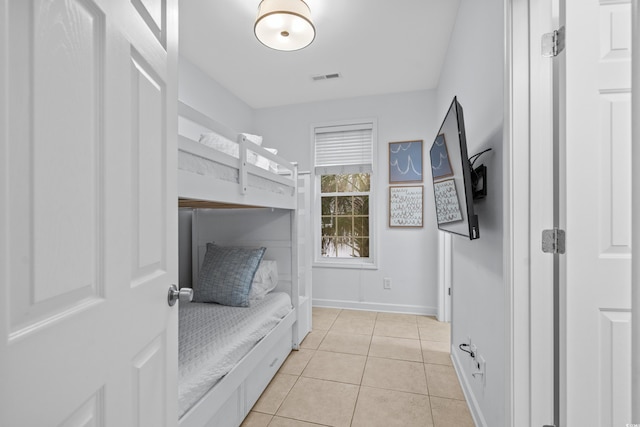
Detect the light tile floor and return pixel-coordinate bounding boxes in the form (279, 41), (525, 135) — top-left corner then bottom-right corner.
(241, 308), (475, 427)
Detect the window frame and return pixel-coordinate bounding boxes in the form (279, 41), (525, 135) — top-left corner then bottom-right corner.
(311, 119), (378, 270)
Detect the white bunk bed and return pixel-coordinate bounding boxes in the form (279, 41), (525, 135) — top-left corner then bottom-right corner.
(177, 101), (311, 427)
(177, 101), (297, 210)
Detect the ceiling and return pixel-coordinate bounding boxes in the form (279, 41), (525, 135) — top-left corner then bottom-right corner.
(179, 0), (461, 109)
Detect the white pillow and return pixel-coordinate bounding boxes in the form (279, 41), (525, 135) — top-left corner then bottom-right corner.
(249, 260), (278, 301)
(253, 147), (279, 171)
(265, 148), (279, 172)
(198, 133), (238, 157)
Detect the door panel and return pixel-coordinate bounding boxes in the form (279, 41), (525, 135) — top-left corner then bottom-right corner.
(32, 0), (103, 304)
(0, 0), (178, 425)
(564, 0), (632, 425)
(59, 390), (105, 427)
(133, 334), (168, 427)
(131, 49), (167, 282)
(598, 310), (632, 426)
(598, 91), (632, 255)
(7, 0), (106, 338)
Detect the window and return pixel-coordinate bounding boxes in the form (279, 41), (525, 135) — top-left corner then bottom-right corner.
(313, 120), (376, 267)
(321, 173), (370, 258)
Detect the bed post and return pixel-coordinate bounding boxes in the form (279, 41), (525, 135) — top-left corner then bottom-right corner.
(238, 134), (248, 195)
(291, 162), (300, 350)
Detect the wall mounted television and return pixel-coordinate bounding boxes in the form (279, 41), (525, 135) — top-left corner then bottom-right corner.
(429, 97), (479, 240)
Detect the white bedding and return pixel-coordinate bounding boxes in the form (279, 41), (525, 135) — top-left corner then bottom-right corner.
(178, 292), (293, 418)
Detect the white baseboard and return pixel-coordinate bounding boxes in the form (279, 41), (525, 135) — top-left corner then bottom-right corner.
(451, 346), (488, 427)
(312, 298), (437, 316)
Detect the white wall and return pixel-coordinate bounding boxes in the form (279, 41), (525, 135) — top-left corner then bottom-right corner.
(255, 92), (440, 314)
(179, 58), (256, 135)
(435, 0), (505, 426)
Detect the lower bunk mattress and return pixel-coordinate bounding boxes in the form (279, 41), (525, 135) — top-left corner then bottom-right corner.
(178, 292), (293, 418)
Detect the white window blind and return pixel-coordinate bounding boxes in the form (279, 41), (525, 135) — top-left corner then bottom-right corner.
(314, 123), (373, 175)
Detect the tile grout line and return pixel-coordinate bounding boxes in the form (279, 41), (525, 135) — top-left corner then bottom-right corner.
(428, 394), (437, 427)
(273, 373), (302, 418)
(349, 380), (363, 427)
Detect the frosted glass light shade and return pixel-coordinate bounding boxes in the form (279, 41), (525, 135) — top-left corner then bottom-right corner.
(254, 0), (315, 51)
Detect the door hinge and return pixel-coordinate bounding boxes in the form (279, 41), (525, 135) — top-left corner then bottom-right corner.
(542, 228), (566, 254)
(448, 287), (451, 296)
(542, 26), (565, 57)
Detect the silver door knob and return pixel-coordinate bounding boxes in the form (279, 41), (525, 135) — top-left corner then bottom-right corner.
(168, 285), (193, 306)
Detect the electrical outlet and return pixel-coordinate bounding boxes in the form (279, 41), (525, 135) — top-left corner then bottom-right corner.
(472, 355), (486, 385)
(383, 277), (392, 289)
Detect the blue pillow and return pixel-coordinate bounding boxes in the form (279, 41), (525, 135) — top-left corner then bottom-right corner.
(194, 243), (266, 307)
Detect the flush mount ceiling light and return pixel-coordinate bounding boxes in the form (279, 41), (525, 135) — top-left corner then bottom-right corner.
(254, 0), (315, 51)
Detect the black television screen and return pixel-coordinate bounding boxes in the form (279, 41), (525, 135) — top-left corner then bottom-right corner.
(429, 97), (479, 240)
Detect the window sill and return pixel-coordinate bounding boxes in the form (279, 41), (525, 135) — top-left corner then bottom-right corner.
(312, 260), (378, 270)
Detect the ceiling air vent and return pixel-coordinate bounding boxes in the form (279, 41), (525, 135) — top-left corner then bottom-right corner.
(312, 72), (342, 81)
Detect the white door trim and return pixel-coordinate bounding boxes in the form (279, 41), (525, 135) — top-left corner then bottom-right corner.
(504, 0), (532, 424)
(632, 0), (640, 420)
(506, 0), (559, 425)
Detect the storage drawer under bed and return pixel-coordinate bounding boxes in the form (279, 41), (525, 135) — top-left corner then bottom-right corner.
(246, 331), (293, 411)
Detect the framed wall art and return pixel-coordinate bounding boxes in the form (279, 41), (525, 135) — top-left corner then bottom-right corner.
(389, 140), (423, 183)
(389, 186), (423, 228)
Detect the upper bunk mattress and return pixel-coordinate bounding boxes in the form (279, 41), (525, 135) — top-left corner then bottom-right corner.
(178, 292), (293, 418)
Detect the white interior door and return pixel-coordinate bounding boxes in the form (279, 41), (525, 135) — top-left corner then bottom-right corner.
(563, 0), (633, 425)
(0, 0), (178, 426)
(437, 231), (452, 323)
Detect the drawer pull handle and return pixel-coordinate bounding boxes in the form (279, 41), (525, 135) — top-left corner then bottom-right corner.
(269, 358), (279, 367)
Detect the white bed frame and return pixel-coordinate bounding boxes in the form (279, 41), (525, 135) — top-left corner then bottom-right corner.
(178, 101), (297, 210)
(177, 102), (311, 427)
